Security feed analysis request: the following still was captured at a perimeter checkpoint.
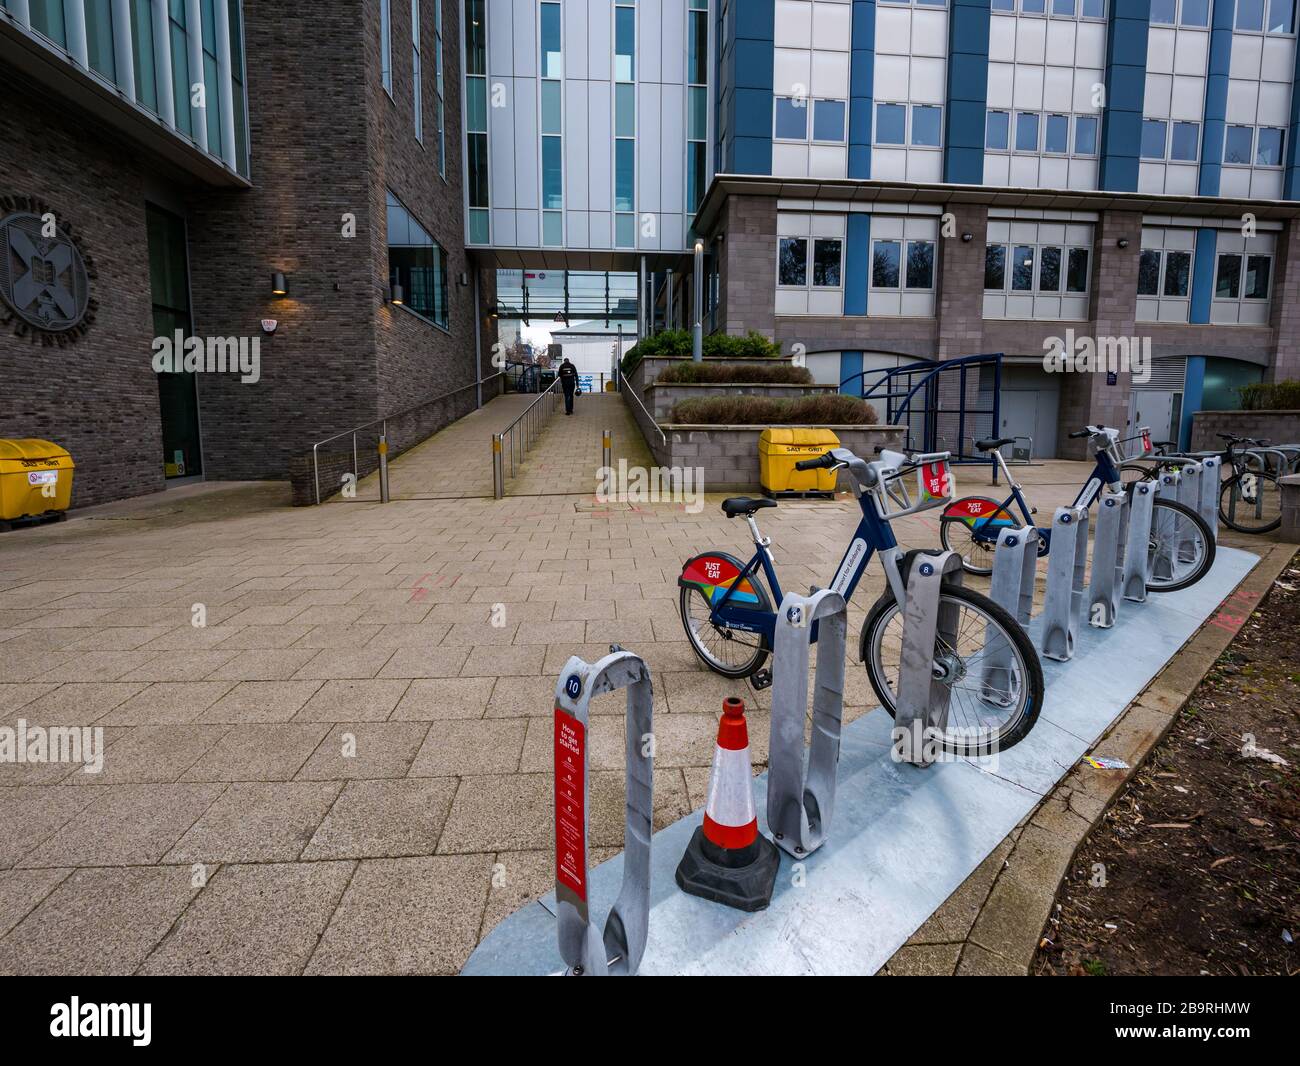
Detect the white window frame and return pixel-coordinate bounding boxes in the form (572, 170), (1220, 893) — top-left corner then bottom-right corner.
(1232, 0), (1297, 36)
(1137, 248), (1193, 299)
(1148, 0), (1212, 28)
(1213, 252), (1274, 303)
(381, 0), (393, 97)
(984, 241), (1092, 294)
(412, 0), (423, 143)
(989, 0), (1108, 19)
(873, 103), (944, 149)
(869, 238), (938, 292)
(776, 236), (845, 293)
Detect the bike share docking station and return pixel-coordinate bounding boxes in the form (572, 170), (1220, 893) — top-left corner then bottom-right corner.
(462, 447), (1259, 976)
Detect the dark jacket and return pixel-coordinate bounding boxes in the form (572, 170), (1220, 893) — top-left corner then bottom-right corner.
(558, 362), (578, 393)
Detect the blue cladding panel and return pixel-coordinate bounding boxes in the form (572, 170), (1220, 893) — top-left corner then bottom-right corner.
(1199, 0), (1234, 196)
(844, 213), (871, 315)
(840, 351), (864, 395)
(944, 0), (990, 184)
(1098, 0), (1151, 192)
(1190, 228), (1217, 324)
(1286, 23), (1300, 198)
(1179, 356), (1206, 451)
(718, 0), (774, 174)
(850, 0), (876, 179)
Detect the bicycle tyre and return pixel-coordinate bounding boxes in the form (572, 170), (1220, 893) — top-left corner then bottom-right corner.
(1218, 471), (1282, 534)
(678, 551), (771, 679)
(859, 581), (1044, 755)
(1146, 498), (1216, 593)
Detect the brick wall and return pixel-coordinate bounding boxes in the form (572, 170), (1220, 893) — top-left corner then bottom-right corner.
(1190, 410), (1300, 451)
(717, 197), (778, 338)
(0, 69), (164, 509)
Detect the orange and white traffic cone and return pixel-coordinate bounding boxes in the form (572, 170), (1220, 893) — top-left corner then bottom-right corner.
(675, 697), (779, 912)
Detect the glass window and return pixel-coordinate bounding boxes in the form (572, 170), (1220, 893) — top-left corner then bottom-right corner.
(872, 241), (901, 288)
(616, 83), (636, 137)
(912, 105), (941, 147)
(468, 78), (488, 132)
(169, 3), (192, 137)
(1150, 0), (1176, 23)
(689, 85), (707, 139)
(469, 208), (489, 245)
(1011, 246), (1034, 291)
(467, 133), (489, 207)
(466, 0), (485, 75)
(1267, 0), (1295, 32)
(543, 211), (563, 247)
(1215, 254), (1241, 298)
(1257, 127), (1284, 166)
(1082, 0), (1105, 15)
(387, 191), (448, 328)
(614, 5), (635, 81)
(1044, 114), (1069, 154)
(28, 0), (68, 47)
(813, 239), (842, 287)
(1067, 248), (1089, 293)
(1074, 115), (1098, 155)
(85, 0), (116, 81)
(541, 80), (562, 135)
(1245, 255), (1271, 299)
(1038, 246), (1062, 292)
(1170, 122), (1199, 162)
(779, 238), (808, 286)
(987, 111), (1010, 150)
(1225, 125), (1254, 164)
(876, 103), (906, 145)
(906, 241), (935, 289)
(1053, 0), (1076, 11)
(412, 0), (422, 143)
(775, 97), (808, 139)
(1181, 0), (1209, 24)
(991, 0), (1015, 8)
(381, 0), (392, 92)
(130, 0), (158, 111)
(1164, 251), (1191, 297)
(615, 213), (636, 249)
(1138, 250), (1161, 296)
(688, 7), (709, 84)
(543, 135), (563, 209)
(614, 138), (634, 212)
(541, 2), (562, 78)
(984, 245), (1006, 290)
(687, 142), (707, 214)
(813, 99), (847, 142)
(1141, 119), (1167, 160)
(1015, 112), (1039, 152)
(1236, 0), (1266, 29)
(1022, 0), (1046, 11)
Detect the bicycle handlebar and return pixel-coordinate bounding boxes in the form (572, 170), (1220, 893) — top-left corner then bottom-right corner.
(795, 453), (838, 471)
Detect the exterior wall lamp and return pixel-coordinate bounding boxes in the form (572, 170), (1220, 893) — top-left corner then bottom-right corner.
(389, 281), (405, 305)
(961, 232), (973, 242)
(271, 271), (288, 296)
(1117, 238), (1130, 249)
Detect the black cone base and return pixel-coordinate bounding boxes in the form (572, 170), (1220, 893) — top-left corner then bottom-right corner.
(674, 825), (780, 912)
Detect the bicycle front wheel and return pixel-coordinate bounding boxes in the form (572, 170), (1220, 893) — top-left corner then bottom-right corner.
(860, 583), (1043, 755)
(1219, 471), (1282, 533)
(1146, 498), (1215, 592)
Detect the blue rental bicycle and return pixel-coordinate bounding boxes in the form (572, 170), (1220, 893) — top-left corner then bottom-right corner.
(937, 425), (1215, 592)
(678, 446), (1044, 754)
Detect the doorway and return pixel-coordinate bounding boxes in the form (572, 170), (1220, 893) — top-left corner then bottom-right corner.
(146, 204), (203, 479)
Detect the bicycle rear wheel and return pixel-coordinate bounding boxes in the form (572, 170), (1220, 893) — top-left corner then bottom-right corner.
(860, 582), (1043, 755)
(1219, 471), (1282, 533)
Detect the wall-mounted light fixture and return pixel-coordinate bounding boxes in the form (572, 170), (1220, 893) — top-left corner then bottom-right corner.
(1117, 238), (1130, 249)
(389, 281), (405, 305)
(271, 272), (288, 296)
(961, 232), (973, 242)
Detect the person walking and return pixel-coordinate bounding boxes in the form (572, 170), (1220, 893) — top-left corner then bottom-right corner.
(558, 357), (578, 415)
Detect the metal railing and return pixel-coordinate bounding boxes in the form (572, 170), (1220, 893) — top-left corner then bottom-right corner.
(619, 376), (667, 448)
(310, 375), (501, 505)
(493, 377), (563, 498)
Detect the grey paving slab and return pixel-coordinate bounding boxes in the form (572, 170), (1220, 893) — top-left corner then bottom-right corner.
(180, 723), (331, 781)
(304, 855), (490, 975)
(293, 679), (411, 722)
(138, 862), (356, 976)
(301, 778), (459, 860)
(0, 866), (200, 975)
(164, 781), (344, 863)
(390, 677), (493, 720)
(0, 868), (71, 937)
(195, 680), (324, 724)
(296, 723), (430, 780)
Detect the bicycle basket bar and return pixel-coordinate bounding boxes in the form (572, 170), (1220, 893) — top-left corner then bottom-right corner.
(870, 451), (956, 522)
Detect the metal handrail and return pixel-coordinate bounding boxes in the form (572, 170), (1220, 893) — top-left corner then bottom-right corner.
(620, 377), (667, 446)
(493, 377), (563, 498)
(311, 374), (503, 505)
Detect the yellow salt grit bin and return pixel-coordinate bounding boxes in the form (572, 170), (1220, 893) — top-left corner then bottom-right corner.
(758, 427), (841, 496)
(0, 439), (75, 522)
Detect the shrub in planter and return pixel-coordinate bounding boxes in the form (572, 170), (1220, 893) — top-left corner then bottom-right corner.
(655, 361), (814, 385)
(620, 329), (782, 375)
(1238, 379), (1300, 410)
(670, 394), (878, 425)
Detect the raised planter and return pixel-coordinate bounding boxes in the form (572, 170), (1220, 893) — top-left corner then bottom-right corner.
(644, 381), (837, 420)
(1190, 410), (1300, 451)
(653, 424), (908, 492)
